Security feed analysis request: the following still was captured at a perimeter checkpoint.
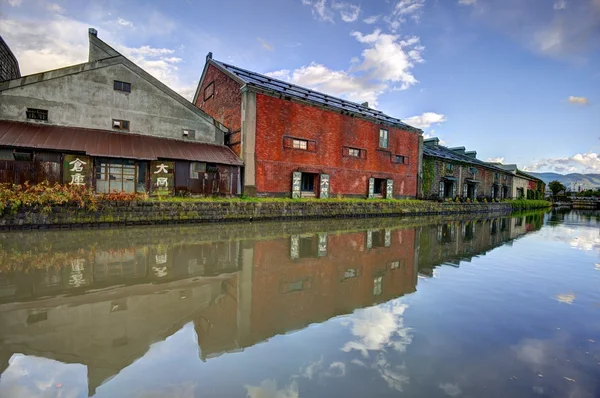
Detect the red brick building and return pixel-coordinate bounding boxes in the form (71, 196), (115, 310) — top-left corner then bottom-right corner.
(193, 54), (424, 198)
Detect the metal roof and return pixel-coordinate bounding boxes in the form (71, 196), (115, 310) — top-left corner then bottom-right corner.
(0, 121), (243, 166)
(211, 59), (421, 133)
(423, 144), (508, 174)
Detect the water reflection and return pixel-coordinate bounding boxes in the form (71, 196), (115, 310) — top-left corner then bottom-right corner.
(0, 212), (556, 397)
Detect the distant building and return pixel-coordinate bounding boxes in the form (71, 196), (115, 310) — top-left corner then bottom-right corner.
(0, 29), (242, 195)
(494, 164), (545, 199)
(193, 54), (423, 198)
(0, 36), (20, 82)
(423, 138), (514, 200)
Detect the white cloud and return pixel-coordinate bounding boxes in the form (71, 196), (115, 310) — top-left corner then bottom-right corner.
(267, 63), (385, 106)
(302, 0), (361, 23)
(567, 96), (589, 105)
(351, 29), (424, 90)
(117, 17), (134, 27)
(266, 28), (425, 106)
(470, 0), (600, 57)
(486, 157), (505, 164)
(302, 0), (334, 22)
(0, 14), (197, 100)
(439, 382), (463, 397)
(524, 152), (600, 174)
(246, 380), (299, 398)
(385, 0), (425, 32)
(556, 293), (576, 304)
(333, 2), (361, 22)
(342, 302), (412, 357)
(8, 0), (22, 6)
(458, 0), (477, 5)
(553, 0), (567, 10)
(258, 37), (275, 51)
(45, 2), (64, 12)
(363, 15), (380, 24)
(403, 112), (446, 129)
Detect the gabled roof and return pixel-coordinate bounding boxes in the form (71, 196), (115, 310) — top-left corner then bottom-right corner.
(423, 144), (509, 174)
(0, 30), (227, 133)
(199, 57), (422, 134)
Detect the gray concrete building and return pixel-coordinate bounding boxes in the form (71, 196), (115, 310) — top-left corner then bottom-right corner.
(0, 29), (242, 195)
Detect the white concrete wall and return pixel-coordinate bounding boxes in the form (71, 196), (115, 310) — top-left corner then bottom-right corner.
(0, 63), (223, 144)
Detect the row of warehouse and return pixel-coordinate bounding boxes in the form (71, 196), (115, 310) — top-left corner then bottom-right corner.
(0, 30), (544, 200)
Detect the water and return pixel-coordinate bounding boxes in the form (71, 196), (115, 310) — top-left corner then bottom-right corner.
(0, 211), (598, 398)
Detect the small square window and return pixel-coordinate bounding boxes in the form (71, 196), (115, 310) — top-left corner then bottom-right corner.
(113, 119), (130, 130)
(470, 167), (477, 174)
(446, 163), (454, 172)
(293, 139), (308, 150)
(183, 129), (196, 139)
(114, 80), (132, 93)
(349, 148), (361, 157)
(190, 162), (206, 179)
(26, 108), (48, 121)
(204, 81), (215, 100)
(395, 155), (406, 164)
(379, 129), (388, 148)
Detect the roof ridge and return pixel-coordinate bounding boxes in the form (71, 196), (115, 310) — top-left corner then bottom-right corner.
(212, 59), (414, 129)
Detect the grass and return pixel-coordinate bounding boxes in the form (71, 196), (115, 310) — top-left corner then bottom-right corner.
(506, 199), (552, 210)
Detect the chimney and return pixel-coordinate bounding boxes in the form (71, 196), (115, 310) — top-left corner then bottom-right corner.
(464, 150), (477, 159)
(423, 137), (439, 147)
(89, 28), (98, 37)
(449, 146), (466, 155)
(207, 52), (213, 61)
(361, 102), (369, 108)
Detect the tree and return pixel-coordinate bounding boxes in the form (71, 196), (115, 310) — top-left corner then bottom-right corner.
(548, 180), (566, 196)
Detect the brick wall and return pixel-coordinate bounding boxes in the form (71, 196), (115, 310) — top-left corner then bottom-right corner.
(195, 64), (243, 155)
(0, 37), (20, 82)
(254, 93), (420, 197)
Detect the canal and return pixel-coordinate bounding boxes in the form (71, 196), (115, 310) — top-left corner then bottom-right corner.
(0, 210), (598, 397)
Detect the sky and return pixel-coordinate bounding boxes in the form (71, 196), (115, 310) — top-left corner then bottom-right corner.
(1, 0), (599, 174)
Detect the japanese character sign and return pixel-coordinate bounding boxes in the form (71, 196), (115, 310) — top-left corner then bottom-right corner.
(63, 155), (91, 187)
(151, 161), (174, 195)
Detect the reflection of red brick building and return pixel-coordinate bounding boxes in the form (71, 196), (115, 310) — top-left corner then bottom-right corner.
(245, 228), (417, 344)
(193, 55), (423, 198)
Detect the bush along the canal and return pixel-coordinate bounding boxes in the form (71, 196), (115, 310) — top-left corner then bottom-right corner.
(507, 199), (552, 211)
(0, 181), (143, 215)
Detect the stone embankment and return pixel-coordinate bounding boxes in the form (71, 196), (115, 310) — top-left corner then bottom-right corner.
(0, 200), (550, 230)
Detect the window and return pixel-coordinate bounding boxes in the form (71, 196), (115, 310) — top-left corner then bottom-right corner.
(394, 155), (407, 164)
(183, 129), (196, 139)
(293, 139), (308, 150)
(26, 108), (48, 121)
(495, 173), (500, 179)
(373, 276), (383, 296)
(299, 236), (319, 258)
(344, 268), (357, 279)
(349, 148), (361, 157)
(27, 311), (47, 324)
(113, 119), (130, 130)
(470, 167), (477, 174)
(204, 81), (215, 100)
(445, 163), (454, 172)
(390, 261), (400, 270)
(379, 129), (388, 148)
(189, 162), (206, 179)
(206, 163), (218, 173)
(114, 80), (132, 93)
(95, 158), (143, 193)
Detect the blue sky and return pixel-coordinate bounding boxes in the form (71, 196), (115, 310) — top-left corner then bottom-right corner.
(1, 0), (599, 173)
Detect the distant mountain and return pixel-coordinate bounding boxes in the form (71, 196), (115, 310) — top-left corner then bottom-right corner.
(527, 172), (600, 190)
